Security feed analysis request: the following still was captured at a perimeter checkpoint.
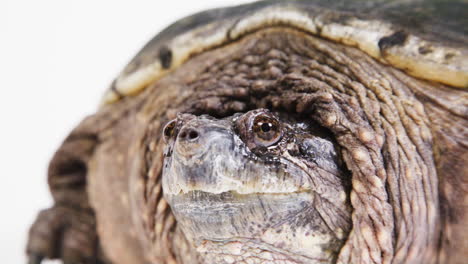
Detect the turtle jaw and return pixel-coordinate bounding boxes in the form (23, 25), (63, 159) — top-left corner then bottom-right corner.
(164, 187), (344, 263)
(165, 190), (336, 263)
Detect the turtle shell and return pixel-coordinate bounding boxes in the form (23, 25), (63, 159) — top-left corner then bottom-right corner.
(101, 0), (468, 104)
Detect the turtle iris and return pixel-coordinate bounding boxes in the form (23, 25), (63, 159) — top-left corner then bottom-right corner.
(252, 114), (282, 147)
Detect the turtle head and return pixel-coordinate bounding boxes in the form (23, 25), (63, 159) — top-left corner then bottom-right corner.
(162, 108), (351, 263)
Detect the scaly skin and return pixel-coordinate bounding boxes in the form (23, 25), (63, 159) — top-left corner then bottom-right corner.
(27, 27), (467, 264)
(161, 109), (351, 263)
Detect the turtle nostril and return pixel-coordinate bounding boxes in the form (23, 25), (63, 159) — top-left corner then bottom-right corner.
(178, 128), (199, 141)
(188, 130), (199, 140)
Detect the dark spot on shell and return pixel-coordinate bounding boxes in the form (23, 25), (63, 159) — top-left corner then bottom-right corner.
(418, 46), (433, 55)
(378, 31), (408, 51)
(159, 46), (172, 69)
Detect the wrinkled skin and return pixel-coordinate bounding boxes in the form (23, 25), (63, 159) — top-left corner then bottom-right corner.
(27, 28), (467, 264)
(162, 109), (351, 263)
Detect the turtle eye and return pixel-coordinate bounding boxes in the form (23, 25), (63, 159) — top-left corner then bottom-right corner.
(252, 114), (282, 147)
(163, 120), (177, 143)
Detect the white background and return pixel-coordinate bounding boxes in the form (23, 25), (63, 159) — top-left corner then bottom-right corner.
(0, 1), (253, 262)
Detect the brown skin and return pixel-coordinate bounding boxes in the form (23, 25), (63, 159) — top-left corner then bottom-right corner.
(27, 28), (467, 264)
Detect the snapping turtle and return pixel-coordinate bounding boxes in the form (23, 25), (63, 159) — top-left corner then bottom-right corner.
(27, 0), (467, 264)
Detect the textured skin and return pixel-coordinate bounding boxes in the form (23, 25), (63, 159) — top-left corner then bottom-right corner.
(161, 110), (351, 263)
(27, 1), (467, 264)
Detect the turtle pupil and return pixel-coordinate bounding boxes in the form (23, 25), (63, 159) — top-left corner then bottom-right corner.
(261, 122), (272, 132)
(248, 113), (282, 148)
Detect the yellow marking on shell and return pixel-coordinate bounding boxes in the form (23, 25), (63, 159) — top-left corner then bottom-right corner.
(117, 61), (165, 97)
(321, 18), (392, 59)
(320, 18), (468, 88)
(101, 4), (468, 105)
(382, 36), (468, 88)
(228, 6), (319, 38)
(100, 90), (120, 104)
(101, 21), (232, 105)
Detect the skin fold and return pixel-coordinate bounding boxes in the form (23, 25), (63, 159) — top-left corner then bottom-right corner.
(26, 27), (467, 264)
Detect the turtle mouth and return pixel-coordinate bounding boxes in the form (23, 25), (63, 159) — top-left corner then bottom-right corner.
(167, 189), (311, 206)
(166, 189), (312, 213)
(164, 190), (315, 240)
(164, 181), (312, 196)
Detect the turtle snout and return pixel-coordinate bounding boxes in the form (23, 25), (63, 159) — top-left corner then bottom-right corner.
(175, 126), (204, 158)
(173, 122), (232, 161)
